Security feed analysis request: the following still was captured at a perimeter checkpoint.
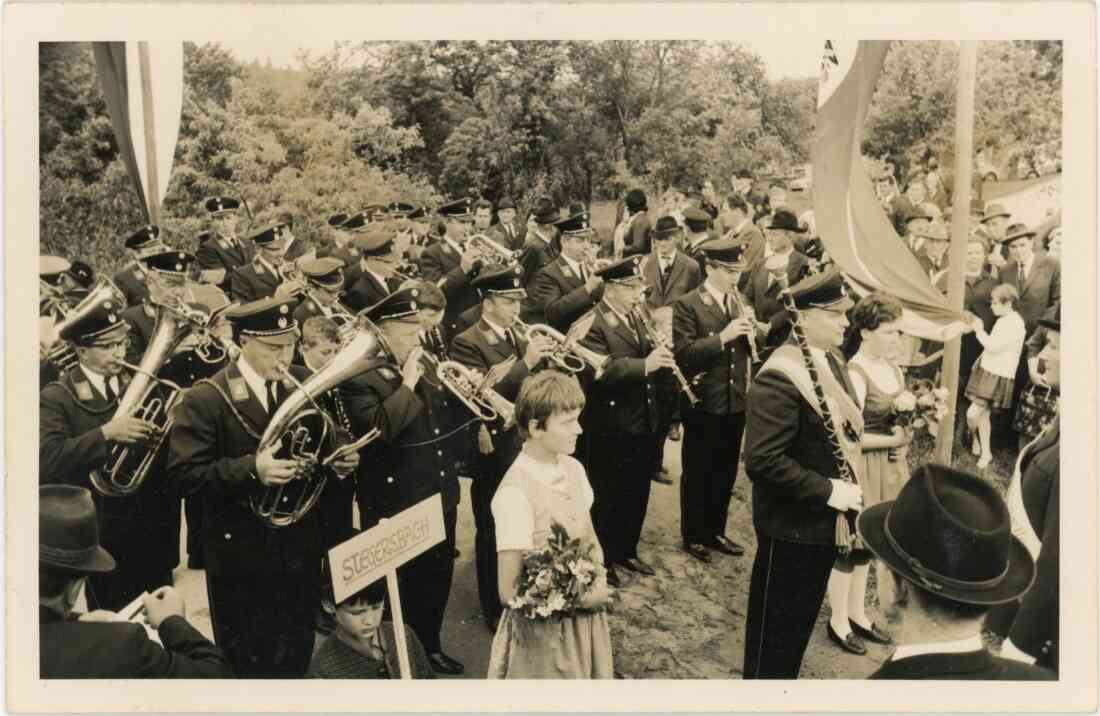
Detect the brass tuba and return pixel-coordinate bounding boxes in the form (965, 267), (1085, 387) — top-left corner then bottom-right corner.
(250, 316), (388, 527)
(90, 303), (190, 497)
(512, 313), (608, 378)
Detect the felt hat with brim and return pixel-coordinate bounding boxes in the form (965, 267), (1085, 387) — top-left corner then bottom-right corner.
(980, 203), (1010, 223)
(227, 296), (300, 345)
(40, 485), (116, 575)
(531, 196), (560, 225)
(998, 223), (1037, 245)
(915, 222), (949, 242)
(652, 216), (682, 239)
(858, 463), (1036, 606)
(768, 209), (807, 234)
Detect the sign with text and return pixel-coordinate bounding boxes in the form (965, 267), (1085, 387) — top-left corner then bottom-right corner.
(328, 493), (445, 605)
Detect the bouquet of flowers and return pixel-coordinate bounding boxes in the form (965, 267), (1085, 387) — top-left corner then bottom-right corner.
(892, 377), (951, 437)
(508, 521), (605, 621)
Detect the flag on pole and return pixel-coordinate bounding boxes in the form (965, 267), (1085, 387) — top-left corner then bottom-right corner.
(813, 40), (968, 333)
(92, 42), (184, 225)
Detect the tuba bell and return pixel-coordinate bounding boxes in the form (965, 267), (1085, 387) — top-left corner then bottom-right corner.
(90, 302), (190, 497)
(42, 279), (126, 375)
(250, 316), (388, 527)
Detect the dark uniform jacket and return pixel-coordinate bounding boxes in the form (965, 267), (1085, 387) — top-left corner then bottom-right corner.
(489, 221), (526, 252)
(528, 257), (603, 332)
(869, 649), (1055, 680)
(113, 264), (150, 307)
(120, 304), (225, 388)
(228, 257), (282, 304)
(999, 254), (1061, 332)
(195, 233), (255, 291)
(742, 250), (810, 341)
(742, 348), (859, 545)
(578, 303), (658, 436)
(518, 233), (559, 292)
(340, 365), (464, 526)
(315, 243), (363, 294)
(418, 240), (478, 340)
(166, 362), (322, 577)
(672, 285), (756, 416)
(345, 269), (400, 314)
(642, 251), (702, 311)
(40, 608), (233, 679)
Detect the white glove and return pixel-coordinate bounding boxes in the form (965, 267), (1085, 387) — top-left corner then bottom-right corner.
(827, 479), (863, 512)
(1000, 638), (1037, 665)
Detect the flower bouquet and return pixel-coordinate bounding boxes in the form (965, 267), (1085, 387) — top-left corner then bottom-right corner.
(508, 521), (605, 621)
(892, 376), (952, 469)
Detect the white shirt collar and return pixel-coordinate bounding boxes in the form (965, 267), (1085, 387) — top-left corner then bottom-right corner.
(702, 278), (727, 307)
(1019, 254), (1035, 275)
(236, 356), (272, 411)
(560, 253), (583, 276)
(658, 252), (676, 270)
(891, 634), (984, 662)
(79, 364), (116, 400)
(364, 265), (391, 290)
(535, 228), (554, 246)
(481, 315), (509, 341)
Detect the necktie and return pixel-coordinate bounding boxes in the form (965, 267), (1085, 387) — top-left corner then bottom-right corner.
(725, 295), (736, 319)
(104, 378), (117, 403)
(1020, 264), (1028, 285)
(506, 224), (514, 242)
(505, 329), (519, 356)
(661, 261), (672, 282)
(265, 381), (279, 413)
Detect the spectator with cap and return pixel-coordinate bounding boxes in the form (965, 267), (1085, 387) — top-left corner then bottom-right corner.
(858, 464), (1053, 680)
(39, 484), (233, 678)
(915, 221), (951, 287)
(196, 196), (255, 290)
(112, 225), (168, 307)
(979, 203), (1012, 273)
(528, 207), (605, 332)
(490, 196), (526, 251)
(228, 221), (299, 303)
(518, 195), (562, 292)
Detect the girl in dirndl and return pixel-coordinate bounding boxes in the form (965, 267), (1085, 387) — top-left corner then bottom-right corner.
(965, 283), (1027, 470)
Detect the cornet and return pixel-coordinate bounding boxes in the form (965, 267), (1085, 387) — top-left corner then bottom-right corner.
(434, 359), (516, 426)
(512, 314), (609, 378)
(466, 233), (520, 266)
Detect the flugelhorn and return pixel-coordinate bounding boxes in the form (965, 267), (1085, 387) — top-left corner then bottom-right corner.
(435, 359), (516, 426)
(466, 233), (520, 266)
(631, 304), (700, 406)
(512, 313), (608, 377)
(251, 316), (389, 527)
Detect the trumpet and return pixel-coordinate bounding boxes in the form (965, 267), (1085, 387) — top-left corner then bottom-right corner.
(512, 314), (609, 377)
(631, 304), (700, 406)
(434, 359), (516, 426)
(466, 233), (520, 266)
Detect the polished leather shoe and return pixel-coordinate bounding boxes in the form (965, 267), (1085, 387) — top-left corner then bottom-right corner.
(682, 542), (712, 563)
(826, 623), (867, 655)
(606, 565), (623, 588)
(849, 619), (893, 645)
(620, 557), (656, 576)
(707, 535), (745, 557)
(428, 652), (465, 675)
(652, 471), (674, 485)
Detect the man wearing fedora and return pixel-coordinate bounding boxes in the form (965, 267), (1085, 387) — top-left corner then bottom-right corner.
(39, 485), (232, 678)
(489, 197), (525, 251)
(858, 464), (1054, 680)
(518, 195), (562, 297)
(741, 209), (811, 360)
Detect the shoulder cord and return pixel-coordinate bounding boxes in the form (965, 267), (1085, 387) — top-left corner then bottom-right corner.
(194, 378), (263, 441)
(45, 380), (117, 417)
(396, 415), (484, 449)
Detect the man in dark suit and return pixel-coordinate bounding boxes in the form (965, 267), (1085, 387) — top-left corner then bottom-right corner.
(673, 236), (761, 564)
(580, 256), (675, 586)
(858, 464), (1054, 681)
(528, 208), (605, 332)
(742, 210), (811, 358)
(195, 196), (255, 291)
(998, 224), (1060, 333)
(418, 198), (481, 341)
(228, 222), (302, 304)
(167, 296), (357, 678)
(490, 196), (526, 251)
(742, 268), (864, 679)
(449, 265), (553, 630)
(340, 287), (471, 675)
(113, 225), (168, 307)
(315, 210), (364, 292)
(38, 485), (233, 679)
(518, 195), (561, 298)
(341, 212), (404, 312)
(875, 173), (913, 236)
(39, 293), (180, 612)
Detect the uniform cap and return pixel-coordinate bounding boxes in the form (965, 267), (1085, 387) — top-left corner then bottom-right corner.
(141, 250), (196, 276)
(437, 197), (474, 221)
(40, 255), (72, 281)
(699, 236), (750, 270)
(682, 207), (712, 233)
(226, 296), (300, 344)
(554, 209), (593, 236)
(789, 266), (853, 312)
(594, 255), (644, 284)
(124, 225), (163, 253)
(58, 296), (130, 345)
(205, 196), (241, 216)
(351, 222), (400, 257)
(363, 286), (423, 323)
(252, 223), (293, 247)
(471, 263), (527, 299)
(301, 257), (345, 288)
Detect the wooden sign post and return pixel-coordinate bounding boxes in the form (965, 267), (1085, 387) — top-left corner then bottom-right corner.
(327, 494), (446, 679)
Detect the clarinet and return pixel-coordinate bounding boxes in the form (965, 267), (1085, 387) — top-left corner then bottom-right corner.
(764, 254), (862, 554)
(631, 305), (700, 406)
(727, 287), (761, 364)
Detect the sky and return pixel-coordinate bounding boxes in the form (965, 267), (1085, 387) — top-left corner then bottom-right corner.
(223, 39), (822, 80)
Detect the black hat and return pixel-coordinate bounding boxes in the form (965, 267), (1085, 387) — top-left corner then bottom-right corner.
(595, 255), (644, 284)
(67, 260), (96, 288)
(734, 168), (754, 180)
(682, 207), (712, 233)
(205, 196), (241, 216)
(252, 222), (293, 247)
(301, 257), (345, 288)
(999, 223), (1036, 245)
(471, 263), (527, 299)
(625, 188), (648, 213)
(226, 296), (300, 344)
(652, 216), (682, 239)
(363, 286), (423, 323)
(438, 197), (474, 221)
(58, 294), (129, 345)
(327, 211), (350, 228)
(404, 204), (429, 221)
(40, 485), (116, 575)
(981, 203), (1011, 223)
(342, 211), (373, 233)
(789, 267), (853, 312)
(699, 236), (750, 270)
(768, 209), (808, 233)
(554, 209), (593, 236)
(142, 250), (196, 276)
(351, 223), (400, 257)
(40, 255), (72, 282)
(858, 463), (1036, 605)
(531, 196), (559, 225)
(497, 196), (516, 211)
(124, 224), (163, 254)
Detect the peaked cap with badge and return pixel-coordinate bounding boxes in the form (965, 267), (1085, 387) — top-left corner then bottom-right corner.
(142, 250), (196, 276)
(327, 211), (350, 229)
(300, 257), (345, 288)
(471, 263), (527, 299)
(682, 207), (712, 234)
(124, 225), (165, 255)
(205, 196), (241, 216)
(554, 208), (593, 236)
(252, 222), (293, 247)
(789, 266), (853, 312)
(351, 222), (401, 257)
(438, 197), (474, 222)
(226, 295), (300, 344)
(595, 255), (645, 284)
(363, 286), (423, 323)
(58, 294), (129, 345)
(698, 235), (750, 270)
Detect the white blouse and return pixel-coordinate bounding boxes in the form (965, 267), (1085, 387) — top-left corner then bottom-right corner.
(976, 311), (1027, 379)
(491, 450), (595, 552)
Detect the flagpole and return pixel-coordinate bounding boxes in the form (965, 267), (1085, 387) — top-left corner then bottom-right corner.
(137, 42), (161, 226)
(934, 41), (978, 464)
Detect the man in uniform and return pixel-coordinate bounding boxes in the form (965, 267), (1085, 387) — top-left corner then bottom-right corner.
(741, 209), (812, 359)
(518, 195), (562, 293)
(450, 265), (555, 630)
(741, 268), (865, 679)
(528, 208), (605, 332)
(396, 202), (435, 258)
(195, 196), (254, 290)
(418, 198), (481, 342)
(340, 287), (469, 674)
(490, 196), (525, 251)
(228, 222), (300, 303)
(113, 225), (168, 307)
(340, 212), (402, 311)
(672, 236), (760, 564)
(39, 291), (184, 611)
(580, 256), (677, 586)
(167, 295), (356, 677)
(292, 257), (352, 327)
(316, 211), (364, 291)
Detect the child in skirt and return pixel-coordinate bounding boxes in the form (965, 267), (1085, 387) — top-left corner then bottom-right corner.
(487, 371), (614, 679)
(965, 283), (1027, 469)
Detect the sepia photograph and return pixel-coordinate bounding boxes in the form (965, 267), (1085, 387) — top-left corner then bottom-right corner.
(5, 2), (1097, 712)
